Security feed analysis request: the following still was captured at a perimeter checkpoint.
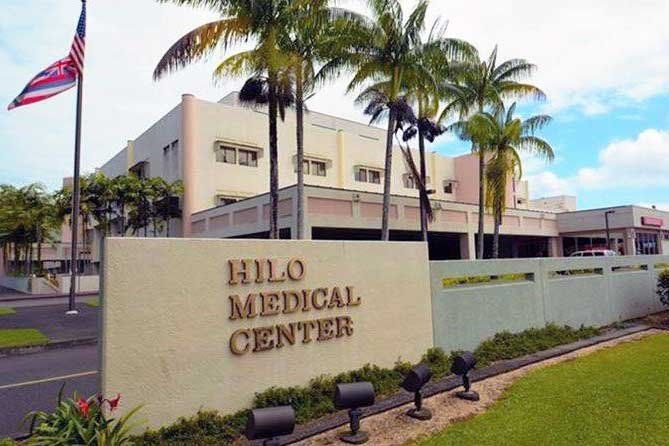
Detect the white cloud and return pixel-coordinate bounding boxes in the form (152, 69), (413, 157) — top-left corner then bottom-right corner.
(526, 171), (575, 198)
(528, 128), (669, 199)
(577, 129), (669, 189)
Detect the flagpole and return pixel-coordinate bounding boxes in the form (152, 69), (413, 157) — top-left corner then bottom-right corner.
(67, 65), (84, 316)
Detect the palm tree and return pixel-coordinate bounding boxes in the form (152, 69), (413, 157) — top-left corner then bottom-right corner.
(441, 46), (545, 258)
(403, 21), (475, 241)
(154, 0), (298, 239)
(279, 1), (363, 240)
(449, 103), (554, 258)
(334, 0), (436, 241)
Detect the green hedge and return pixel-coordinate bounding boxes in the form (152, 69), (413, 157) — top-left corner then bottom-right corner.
(133, 324), (600, 446)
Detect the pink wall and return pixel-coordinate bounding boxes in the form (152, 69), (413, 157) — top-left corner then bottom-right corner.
(454, 154), (479, 205)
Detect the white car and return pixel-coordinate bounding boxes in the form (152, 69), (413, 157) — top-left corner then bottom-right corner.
(569, 249), (618, 257)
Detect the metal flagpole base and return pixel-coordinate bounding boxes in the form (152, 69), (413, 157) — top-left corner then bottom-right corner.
(65, 310), (80, 316)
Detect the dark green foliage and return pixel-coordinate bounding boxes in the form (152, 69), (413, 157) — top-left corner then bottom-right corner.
(134, 410), (248, 446)
(133, 324), (600, 445)
(657, 269), (669, 306)
(474, 324), (600, 367)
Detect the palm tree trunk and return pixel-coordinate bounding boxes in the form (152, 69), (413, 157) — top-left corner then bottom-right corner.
(492, 212), (501, 259)
(477, 148), (485, 259)
(381, 108), (396, 241)
(268, 72), (280, 239)
(295, 66), (305, 240)
(418, 130), (428, 242)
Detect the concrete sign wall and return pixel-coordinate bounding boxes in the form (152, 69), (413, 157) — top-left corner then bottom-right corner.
(101, 238), (433, 429)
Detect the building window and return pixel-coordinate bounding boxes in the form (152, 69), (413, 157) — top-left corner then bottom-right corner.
(299, 158), (328, 177)
(216, 195), (238, 206)
(404, 175), (418, 189)
(163, 140), (179, 179)
(216, 145), (237, 164)
(636, 232), (659, 255)
(355, 168), (381, 184)
(238, 149), (258, 167)
(443, 182), (454, 194)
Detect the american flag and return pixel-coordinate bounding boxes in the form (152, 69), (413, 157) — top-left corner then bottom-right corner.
(69, 1), (86, 74)
(7, 1), (86, 110)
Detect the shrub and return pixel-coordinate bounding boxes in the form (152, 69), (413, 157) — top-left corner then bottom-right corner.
(0, 439), (17, 446)
(27, 391), (141, 446)
(474, 324), (600, 367)
(657, 269), (669, 306)
(134, 410), (247, 446)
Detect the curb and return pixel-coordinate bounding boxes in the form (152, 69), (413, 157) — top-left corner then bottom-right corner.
(0, 291), (98, 304)
(0, 337), (97, 358)
(272, 324), (653, 445)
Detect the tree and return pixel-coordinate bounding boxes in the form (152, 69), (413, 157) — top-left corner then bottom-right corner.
(448, 103), (554, 258)
(441, 46), (545, 258)
(279, 1), (363, 240)
(154, 0), (298, 239)
(403, 20), (475, 241)
(331, 0), (435, 240)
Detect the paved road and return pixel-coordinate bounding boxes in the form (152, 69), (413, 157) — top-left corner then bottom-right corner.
(0, 345), (98, 439)
(0, 304), (98, 341)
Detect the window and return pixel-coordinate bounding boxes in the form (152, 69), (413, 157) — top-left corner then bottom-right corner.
(216, 145), (237, 164)
(355, 168), (382, 184)
(404, 175), (418, 189)
(443, 182), (454, 194)
(216, 195), (238, 206)
(238, 149), (258, 167)
(312, 160), (326, 177)
(636, 232), (659, 255)
(163, 140), (179, 179)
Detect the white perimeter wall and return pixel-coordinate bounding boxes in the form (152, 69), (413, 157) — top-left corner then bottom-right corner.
(430, 255), (667, 352)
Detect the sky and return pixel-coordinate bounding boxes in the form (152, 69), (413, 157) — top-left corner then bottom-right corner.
(1, 0), (668, 211)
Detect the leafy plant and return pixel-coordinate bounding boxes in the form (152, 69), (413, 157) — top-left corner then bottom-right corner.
(27, 389), (141, 446)
(657, 269), (669, 307)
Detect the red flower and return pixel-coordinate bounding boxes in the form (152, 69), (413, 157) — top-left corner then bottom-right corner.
(77, 398), (90, 417)
(106, 394), (121, 412)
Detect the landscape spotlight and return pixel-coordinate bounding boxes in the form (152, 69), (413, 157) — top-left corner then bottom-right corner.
(245, 406), (295, 446)
(334, 382), (375, 444)
(400, 363), (433, 420)
(450, 351), (480, 401)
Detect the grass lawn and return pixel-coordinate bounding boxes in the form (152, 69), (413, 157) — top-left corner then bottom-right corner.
(84, 297), (100, 307)
(0, 329), (49, 349)
(416, 333), (669, 446)
(0, 307), (16, 316)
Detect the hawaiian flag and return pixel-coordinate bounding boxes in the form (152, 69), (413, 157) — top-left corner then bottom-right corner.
(7, 2), (86, 110)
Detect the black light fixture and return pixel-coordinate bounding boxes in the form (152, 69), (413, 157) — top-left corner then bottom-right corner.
(245, 406), (295, 446)
(400, 363), (433, 420)
(334, 382), (375, 444)
(450, 352), (479, 401)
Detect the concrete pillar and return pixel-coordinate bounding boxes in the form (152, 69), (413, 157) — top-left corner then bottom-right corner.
(459, 232), (476, 260)
(624, 228), (636, 256)
(336, 130), (345, 188)
(181, 94), (198, 237)
(125, 140), (135, 170)
(547, 237), (562, 257)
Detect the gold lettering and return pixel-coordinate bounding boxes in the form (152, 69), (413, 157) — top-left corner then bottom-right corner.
(282, 291), (301, 314)
(268, 258), (287, 283)
(328, 287), (345, 308)
(317, 318), (337, 341)
(230, 329), (251, 355)
(336, 316), (354, 337)
(299, 320), (318, 344)
(311, 288), (328, 310)
(254, 258), (266, 283)
(346, 286), (362, 306)
(276, 323), (298, 348)
(229, 294), (258, 320)
(301, 289), (312, 312)
(260, 292), (281, 316)
(228, 259), (253, 285)
(286, 258), (306, 281)
(253, 326), (275, 352)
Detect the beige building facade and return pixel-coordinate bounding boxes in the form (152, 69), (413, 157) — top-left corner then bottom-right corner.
(97, 91), (566, 259)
